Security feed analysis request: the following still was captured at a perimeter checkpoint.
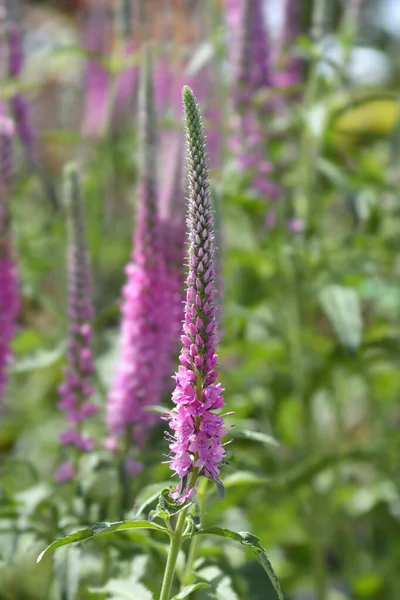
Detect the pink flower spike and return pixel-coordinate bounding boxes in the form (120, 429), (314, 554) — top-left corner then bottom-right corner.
(106, 48), (166, 451)
(55, 164), (96, 480)
(165, 87), (230, 502)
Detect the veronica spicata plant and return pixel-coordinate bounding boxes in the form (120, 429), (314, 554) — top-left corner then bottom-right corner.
(164, 86), (228, 503)
(55, 164), (97, 483)
(6, 3), (35, 158)
(37, 87), (283, 600)
(106, 48), (165, 468)
(228, 0), (281, 202)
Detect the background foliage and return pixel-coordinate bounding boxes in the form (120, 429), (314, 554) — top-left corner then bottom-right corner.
(1, 0), (400, 599)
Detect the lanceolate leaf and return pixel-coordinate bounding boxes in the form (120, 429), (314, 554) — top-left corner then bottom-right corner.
(37, 520), (169, 563)
(171, 582), (211, 599)
(319, 284), (362, 351)
(194, 528), (283, 600)
(232, 429), (279, 447)
(223, 471), (269, 488)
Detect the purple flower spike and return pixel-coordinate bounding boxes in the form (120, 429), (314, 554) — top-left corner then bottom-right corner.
(6, 16), (35, 156)
(0, 116), (19, 410)
(227, 0), (280, 203)
(159, 134), (186, 385)
(233, 0), (271, 112)
(81, 1), (110, 137)
(111, 0), (138, 132)
(165, 86), (228, 502)
(273, 0), (303, 91)
(56, 164), (97, 481)
(106, 48), (165, 456)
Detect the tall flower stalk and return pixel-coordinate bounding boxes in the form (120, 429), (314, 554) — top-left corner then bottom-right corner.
(159, 84), (229, 600)
(273, 0), (303, 90)
(165, 86), (228, 504)
(106, 49), (165, 465)
(5, 1), (35, 158)
(4, 0), (58, 209)
(227, 0), (280, 200)
(81, 1), (110, 137)
(55, 164), (97, 483)
(159, 134), (186, 389)
(0, 116), (19, 410)
(111, 0), (139, 132)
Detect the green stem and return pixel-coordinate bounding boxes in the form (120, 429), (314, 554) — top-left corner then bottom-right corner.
(181, 479), (208, 589)
(102, 546), (111, 585)
(293, 0), (328, 229)
(159, 507), (189, 600)
(283, 250), (327, 600)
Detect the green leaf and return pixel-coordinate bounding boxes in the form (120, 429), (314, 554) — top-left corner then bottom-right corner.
(185, 41), (214, 76)
(216, 577), (240, 600)
(11, 342), (66, 373)
(215, 479), (226, 501)
(155, 489), (192, 519)
(37, 520), (169, 563)
(194, 528), (283, 600)
(171, 582), (211, 599)
(223, 471), (269, 489)
(317, 158), (348, 188)
(329, 92), (399, 126)
(131, 481), (171, 517)
(232, 429), (279, 447)
(319, 284), (362, 350)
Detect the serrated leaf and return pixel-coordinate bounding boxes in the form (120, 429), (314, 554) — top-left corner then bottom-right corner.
(319, 284), (362, 350)
(171, 582), (211, 599)
(194, 528), (283, 600)
(37, 520), (169, 563)
(232, 429), (279, 447)
(150, 489), (192, 523)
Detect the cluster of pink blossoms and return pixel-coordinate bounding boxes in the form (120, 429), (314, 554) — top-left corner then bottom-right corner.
(81, 0), (110, 138)
(56, 165), (97, 483)
(6, 2), (35, 158)
(158, 134), (186, 387)
(106, 53), (166, 467)
(165, 86), (229, 501)
(226, 0), (281, 201)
